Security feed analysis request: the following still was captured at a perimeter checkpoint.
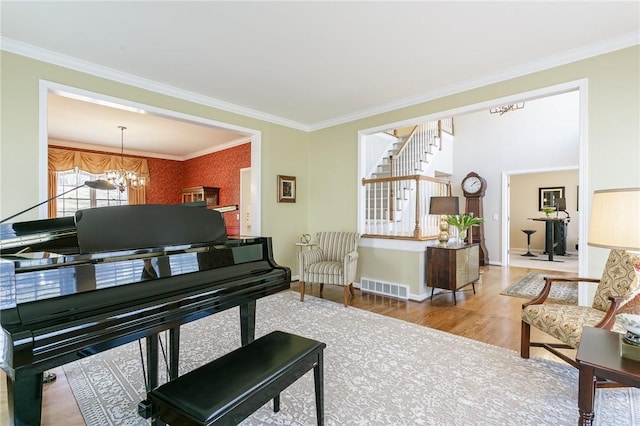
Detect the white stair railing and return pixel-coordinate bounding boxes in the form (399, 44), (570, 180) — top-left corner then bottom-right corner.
(363, 118), (454, 240)
(361, 175), (451, 240)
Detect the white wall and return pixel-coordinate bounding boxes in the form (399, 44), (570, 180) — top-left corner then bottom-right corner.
(429, 132), (454, 177)
(365, 132), (395, 176)
(451, 91), (579, 264)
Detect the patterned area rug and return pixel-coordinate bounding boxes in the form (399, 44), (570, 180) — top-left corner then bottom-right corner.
(64, 291), (638, 425)
(501, 272), (579, 304)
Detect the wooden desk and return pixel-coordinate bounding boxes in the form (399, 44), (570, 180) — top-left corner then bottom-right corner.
(530, 217), (567, 262)
(576, 327), (640, 425)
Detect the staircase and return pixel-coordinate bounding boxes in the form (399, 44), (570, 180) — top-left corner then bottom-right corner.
(362, 118), (454, 240)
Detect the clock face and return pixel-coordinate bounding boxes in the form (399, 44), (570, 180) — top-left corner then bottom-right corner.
(462, 176), (482, 194)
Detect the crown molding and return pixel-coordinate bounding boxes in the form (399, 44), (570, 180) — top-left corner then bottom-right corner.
(49, 136), (251, 162)
(49, 138), (184, 161)
(182, 137), (252, 160)
(1, 37), (312, 132)
(308, 32), (639, 131)
(3, 33), (638, 133)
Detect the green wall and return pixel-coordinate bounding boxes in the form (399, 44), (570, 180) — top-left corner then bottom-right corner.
(308, 46), (639, 295)
(0, 51), (309, 272)
(2, 46), (639, 296)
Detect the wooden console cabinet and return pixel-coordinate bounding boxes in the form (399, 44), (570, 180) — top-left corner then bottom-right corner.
(181, 186), (220, 208)
(426, 243), (480, 305)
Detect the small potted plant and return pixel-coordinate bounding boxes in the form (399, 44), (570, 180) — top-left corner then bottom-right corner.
(446, 212), (484, 243)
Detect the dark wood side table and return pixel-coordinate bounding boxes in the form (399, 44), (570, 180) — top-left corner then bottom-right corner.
(426, 243), (479, 305)
(576, 327), (640, 425)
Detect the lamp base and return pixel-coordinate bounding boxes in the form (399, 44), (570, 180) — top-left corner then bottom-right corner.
(438, 215), (449, 245)
(620, 333), (640, 361)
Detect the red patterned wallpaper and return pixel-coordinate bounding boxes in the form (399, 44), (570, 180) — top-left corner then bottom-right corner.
(183, 143), (251, 233)
(146, 157), (183, 204)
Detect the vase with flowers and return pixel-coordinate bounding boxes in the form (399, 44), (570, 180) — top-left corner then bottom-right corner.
(446, 212), (484, 244)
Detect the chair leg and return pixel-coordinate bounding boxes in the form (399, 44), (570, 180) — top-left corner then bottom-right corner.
(343, 286), (350, 307)
(349, 283), (355, 297)
(319, 283), (324, 296)
(300, 281), (305, 302)
(521, 320), (531, 358)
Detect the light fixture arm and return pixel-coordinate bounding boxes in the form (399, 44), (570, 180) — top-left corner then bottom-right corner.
(0, 180), (115, 224)
(118, 125), (127, 167)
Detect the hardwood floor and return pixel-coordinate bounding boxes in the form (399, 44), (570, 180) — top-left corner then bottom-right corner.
(0, 264), (574, 425)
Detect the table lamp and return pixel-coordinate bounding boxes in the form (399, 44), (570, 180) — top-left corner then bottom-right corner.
(429, 196), (459, 245)
(588, 188), (640, 358)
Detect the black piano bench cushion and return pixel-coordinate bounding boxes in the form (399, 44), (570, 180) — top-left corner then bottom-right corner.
(148, 330), (326, 426)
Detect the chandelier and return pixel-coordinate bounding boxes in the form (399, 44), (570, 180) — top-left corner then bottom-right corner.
(106, 126), (148, 192)
(489, 102), (525, 115)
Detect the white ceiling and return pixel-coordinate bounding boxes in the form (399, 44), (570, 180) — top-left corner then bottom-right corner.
(47, 93), (250, 160)
(2, 1), (639, 158)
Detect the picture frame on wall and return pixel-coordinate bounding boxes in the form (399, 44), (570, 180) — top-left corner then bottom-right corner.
(539, 186), (565, 210)
(277, 175), (296, 203)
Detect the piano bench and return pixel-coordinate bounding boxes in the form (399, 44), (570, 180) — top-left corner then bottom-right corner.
(148, 330), (326, 426)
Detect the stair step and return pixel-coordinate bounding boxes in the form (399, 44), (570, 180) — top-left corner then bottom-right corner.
(371, 172), (391, 179)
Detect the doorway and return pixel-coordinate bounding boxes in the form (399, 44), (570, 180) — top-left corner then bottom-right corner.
(505, 169), (579, 274)
(39, 80), (264, 236)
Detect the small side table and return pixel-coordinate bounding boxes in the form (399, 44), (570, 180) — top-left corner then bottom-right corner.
(426, 243), (479, 305)
(576, 327), (640, 425)
(295, 242), (317, 253)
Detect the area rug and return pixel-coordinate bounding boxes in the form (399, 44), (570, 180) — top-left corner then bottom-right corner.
(501, 272), (579, 304)
(63, 291), (638, 425)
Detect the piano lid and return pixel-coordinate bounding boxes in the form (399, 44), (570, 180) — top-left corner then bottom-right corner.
(0, 216), (77, 254)
(74, 204), (228, 254)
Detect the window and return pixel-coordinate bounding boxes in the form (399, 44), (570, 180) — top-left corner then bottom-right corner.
(56, 169), (128, 217)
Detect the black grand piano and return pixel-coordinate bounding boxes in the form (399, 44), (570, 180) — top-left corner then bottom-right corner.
(0, 204), (291, 426)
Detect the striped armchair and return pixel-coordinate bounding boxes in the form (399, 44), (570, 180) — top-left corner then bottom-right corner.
(298, 232), (360, 307)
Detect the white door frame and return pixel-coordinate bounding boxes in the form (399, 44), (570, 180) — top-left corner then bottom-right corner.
(499, 80), (589, 304)
(240, 167), (252, 236)
(358, 78), (589, 302)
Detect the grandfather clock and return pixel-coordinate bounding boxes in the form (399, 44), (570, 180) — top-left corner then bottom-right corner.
(461, 171), (489, 266)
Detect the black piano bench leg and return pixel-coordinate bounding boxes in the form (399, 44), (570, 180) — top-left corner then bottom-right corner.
(148, 331), (326, 426)
(274, 394), (280, 412)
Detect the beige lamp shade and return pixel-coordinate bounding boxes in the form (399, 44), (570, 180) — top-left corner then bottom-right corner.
(587, 188), (640, 251)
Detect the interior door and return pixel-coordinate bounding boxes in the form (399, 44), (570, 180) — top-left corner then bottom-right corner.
(240, 167), (251, 235)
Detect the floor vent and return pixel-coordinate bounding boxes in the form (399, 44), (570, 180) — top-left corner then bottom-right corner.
(360, 278), (409, 300)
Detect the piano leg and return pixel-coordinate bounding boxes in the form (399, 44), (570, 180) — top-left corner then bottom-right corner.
(7, 372), (44, 426)
(146, 335), (159, 391)
(169, 327), (180, 380)
(240, 300), (257, 345)
(146, 335), (160, 426)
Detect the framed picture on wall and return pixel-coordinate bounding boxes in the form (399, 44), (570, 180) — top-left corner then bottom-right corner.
(539, 186), (565, 210)
(277, 175), (296, 203)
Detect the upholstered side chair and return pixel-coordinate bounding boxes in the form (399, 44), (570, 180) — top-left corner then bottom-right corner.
(521, 249), (640, 368)
(298, 232), (360, 307)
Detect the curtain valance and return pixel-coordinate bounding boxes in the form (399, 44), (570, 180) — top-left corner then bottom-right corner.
(47, 147), (149, 216)
(48, 147), (150, 177)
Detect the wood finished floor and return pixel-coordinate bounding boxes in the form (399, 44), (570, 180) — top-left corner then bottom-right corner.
(0, 264), (575, 425)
